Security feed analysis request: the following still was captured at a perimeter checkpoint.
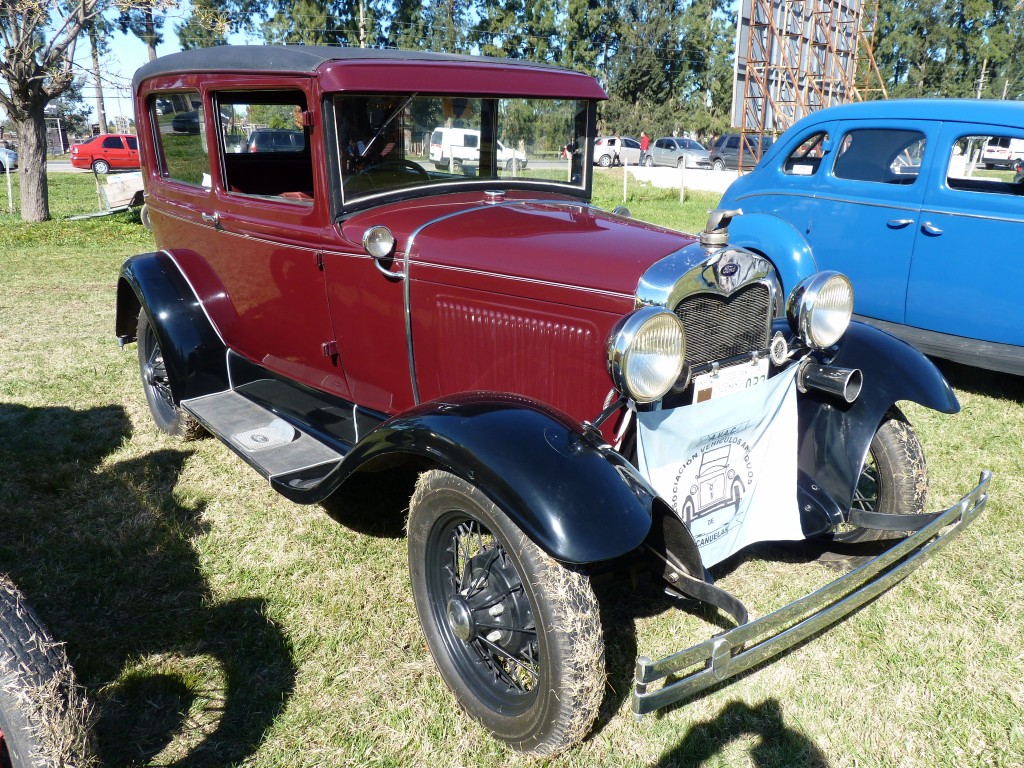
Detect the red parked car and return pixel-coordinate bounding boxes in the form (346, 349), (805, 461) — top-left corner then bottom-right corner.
(69, 133), (140, 173)
(116, 46), (989, 757)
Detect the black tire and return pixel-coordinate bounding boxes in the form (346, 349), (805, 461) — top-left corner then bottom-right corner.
(837, 408), (928, 544)
(597, 154), (611, 167)
(137, 309), (202, 439)
(407, 470), (604, 757)
(91, 159), (109, 175)
(644, 156), (653, 167)
(0, 577), (93, 768)
(713, 158), (726, 171)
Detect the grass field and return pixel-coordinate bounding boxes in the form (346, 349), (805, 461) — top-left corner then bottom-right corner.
(0, 171), (1021, 767)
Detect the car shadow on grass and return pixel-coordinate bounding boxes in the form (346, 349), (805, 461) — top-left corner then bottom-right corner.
(0, 403), (296, 767)
(933, 359), (1024, 403)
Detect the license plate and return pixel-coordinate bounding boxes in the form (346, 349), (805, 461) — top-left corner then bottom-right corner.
(692, 358), (770, 403)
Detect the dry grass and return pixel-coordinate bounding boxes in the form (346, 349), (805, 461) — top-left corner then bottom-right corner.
(0, 173), (1020, 767)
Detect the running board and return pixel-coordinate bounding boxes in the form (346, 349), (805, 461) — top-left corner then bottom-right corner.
(182, 390), (345, 495)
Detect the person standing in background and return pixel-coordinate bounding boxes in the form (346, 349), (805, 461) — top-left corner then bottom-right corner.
(639, 131), (649, 166)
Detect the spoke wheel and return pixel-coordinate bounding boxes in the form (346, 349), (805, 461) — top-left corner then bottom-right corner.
(137, 309), (201, 439)
(408, 470), (604, 757)
(835, 407), (927, 543)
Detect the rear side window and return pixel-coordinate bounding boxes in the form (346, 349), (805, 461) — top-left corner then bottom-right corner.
(150, 89), (208, 186)
(784, 131), (828, 176)
(948, 134), (1024, 196)
(101, 136), (123, 149)
(126, 136), (138, 150)
(833, 128), (926, 184)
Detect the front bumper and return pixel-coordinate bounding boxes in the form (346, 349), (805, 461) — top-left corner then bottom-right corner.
(633, 471), (991, 715)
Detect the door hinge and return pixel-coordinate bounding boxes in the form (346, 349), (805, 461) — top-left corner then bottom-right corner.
(302, 110), (315, 128)
(321, 340), (339, 358)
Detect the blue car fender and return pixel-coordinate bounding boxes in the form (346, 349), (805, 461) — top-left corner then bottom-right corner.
(726, 212), (818, 297)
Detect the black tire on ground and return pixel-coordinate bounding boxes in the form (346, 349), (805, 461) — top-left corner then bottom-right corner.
(137, 309), (202, 439)
(713, 158), (726, 171)
(0, 577), (93, 768)
(644, 156), (653, 167)
(836, 407), (928, 544)
(407, 470), (605, 757)
(597, 154), (611, 167)
(91, 159), (109, 175)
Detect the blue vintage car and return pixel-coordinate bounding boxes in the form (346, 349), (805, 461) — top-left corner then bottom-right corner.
(719, 99), (1024, 375)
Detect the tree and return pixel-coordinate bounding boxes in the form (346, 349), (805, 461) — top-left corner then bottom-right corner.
(0, 0), (104, 221)
(49, 76), (93, 140)
(118, 0), (167, 62)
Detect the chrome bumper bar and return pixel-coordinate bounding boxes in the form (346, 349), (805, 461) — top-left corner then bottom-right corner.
(633, 471), (991, 716)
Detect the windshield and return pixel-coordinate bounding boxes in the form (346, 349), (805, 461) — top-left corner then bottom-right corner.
(333, 94), (590, 206)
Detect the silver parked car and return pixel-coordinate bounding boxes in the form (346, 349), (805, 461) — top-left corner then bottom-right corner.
(0, 146), (17, 173)
(647, 136), (709, 168)
(592, 136), (642, 166)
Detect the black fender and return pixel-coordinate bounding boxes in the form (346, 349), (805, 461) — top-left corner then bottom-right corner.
(296, 393), (659, 564)
(789, 318), (959, 532)
(116, 251), (228, 403)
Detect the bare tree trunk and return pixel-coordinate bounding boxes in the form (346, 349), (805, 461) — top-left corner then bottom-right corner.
(17, 110), (50, 223)
(145, 6), (157, 61)
(89, 24), (107, 133)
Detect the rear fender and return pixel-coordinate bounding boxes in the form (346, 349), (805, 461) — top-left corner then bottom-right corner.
(310, 394), (659, 564)
(116, 251), (228, 403)
(791, 319), (958, 531)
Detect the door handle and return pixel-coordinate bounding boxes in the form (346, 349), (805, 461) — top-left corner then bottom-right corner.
(886, 218), (913, 229)
(201, 211), (220, 227)
(921, 221), (943, 236)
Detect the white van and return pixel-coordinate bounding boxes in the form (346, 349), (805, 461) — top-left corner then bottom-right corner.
(429, 127), (527, 171)
(981, 135), (1024, 169)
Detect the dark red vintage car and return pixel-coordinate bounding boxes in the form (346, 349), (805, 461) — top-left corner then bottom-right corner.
(116, 46), (989, 756)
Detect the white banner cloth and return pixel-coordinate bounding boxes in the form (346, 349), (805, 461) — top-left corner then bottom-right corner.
(636, 365), (803, 567)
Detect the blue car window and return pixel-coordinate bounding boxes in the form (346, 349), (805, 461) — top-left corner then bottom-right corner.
(947, 133), (1024, 196)
(783, 131), (828, 176)
(833, 128), (926, 184)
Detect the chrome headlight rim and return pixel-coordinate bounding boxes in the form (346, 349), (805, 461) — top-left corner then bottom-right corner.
(607, 306), (686, 404)
(786, 271), (854, 349)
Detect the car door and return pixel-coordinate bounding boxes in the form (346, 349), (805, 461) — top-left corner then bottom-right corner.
(100, 135), (130, 168)
(620, 137), (642, 165)
(804, 120), (936, 324)
(904, 122), (1024, 346)
(653, 138), (676, 167)
(125, 135), (140, 167)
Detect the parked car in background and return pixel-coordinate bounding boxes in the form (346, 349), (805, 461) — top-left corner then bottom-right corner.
(69, 133), (140, 173)
(0, 146), (17, 173)
(646, 136), (710, 168)
(980, 135), (1024, 169)
(718, 98), (1024, 375)
(246, 128), (305, 153)
(592, 135), (642, 166)
(119, 46), (989, 758)
(429, 127), (528, 171)
(700, 133), (773, 170)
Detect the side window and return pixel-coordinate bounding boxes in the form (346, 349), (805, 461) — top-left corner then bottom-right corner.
(216, 90), (313, 202)
(150, 89), (209, 186)
(726, 136), (740, 150)
(623, 137), (640, 149)
(783, 131), (828, 176)
(833, 128), (926, 184)
(102, 136), (123, 149)
(126, 136), (138, 150)
(948, 134), (1024, 196)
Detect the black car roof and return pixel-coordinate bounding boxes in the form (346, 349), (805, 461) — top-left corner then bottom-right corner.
(133, 45), (567, 90)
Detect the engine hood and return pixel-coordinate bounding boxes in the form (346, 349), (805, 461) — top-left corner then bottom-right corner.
(341, 191), (699, 307)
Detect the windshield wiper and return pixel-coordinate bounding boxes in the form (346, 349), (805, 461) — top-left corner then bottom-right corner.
(361, 93), (418, 158)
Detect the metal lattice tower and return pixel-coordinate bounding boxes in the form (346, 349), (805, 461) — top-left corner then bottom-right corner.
(735, 0), (887, 170)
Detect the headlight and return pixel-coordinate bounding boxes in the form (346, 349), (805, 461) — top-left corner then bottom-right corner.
(786, 271), (854, 349)
(607, 307), (686, 403)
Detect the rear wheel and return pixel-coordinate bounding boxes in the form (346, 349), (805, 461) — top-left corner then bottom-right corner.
(713, 158), (726, 171)
(137, 310), (201, 439)
(408, 470), (604, 757)
(644, 156), (653, 167)
(91, 159), (109, 174)
(597, 154), (611, 167)
(836, 408), (927, 544)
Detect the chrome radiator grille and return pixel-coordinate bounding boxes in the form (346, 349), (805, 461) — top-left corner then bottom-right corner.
(674, 284), (772, 367)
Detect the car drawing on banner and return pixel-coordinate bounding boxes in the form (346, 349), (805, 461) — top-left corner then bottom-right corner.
(681, 445), (744, 524)
(68, 133), (140, 173)
(119, 46), (990, 758)
(718, 99), (1024, 375)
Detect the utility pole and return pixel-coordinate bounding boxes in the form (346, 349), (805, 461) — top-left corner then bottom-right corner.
(976, 58), (988, 99)
(88, 21), (107, 133)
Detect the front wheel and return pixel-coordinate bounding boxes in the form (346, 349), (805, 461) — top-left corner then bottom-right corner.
(644, 156), (653, 167)
(137, 309), (201, 439)
(837, 408), (928, 544)
(92, 159), (110, 174)
(408, 470), (604, 757)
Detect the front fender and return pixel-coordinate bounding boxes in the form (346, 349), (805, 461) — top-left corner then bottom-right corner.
(792, 319), (958, 526)
(727, 213), (818, 296)
(116, 251), (228, 403)
(307, 394), (655, 564)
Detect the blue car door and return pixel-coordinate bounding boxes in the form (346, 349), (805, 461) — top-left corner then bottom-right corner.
(904, 122), (1024, 347)
(805, 119), (937, 325)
